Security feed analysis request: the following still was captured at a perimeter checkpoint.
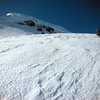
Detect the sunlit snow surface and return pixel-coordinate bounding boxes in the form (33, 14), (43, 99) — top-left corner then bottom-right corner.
(0, 13), (100, 100)
(0, 33), (100, 100)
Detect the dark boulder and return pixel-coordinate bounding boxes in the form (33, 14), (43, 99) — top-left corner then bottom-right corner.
(24, 20), (35, 27)
(97, 29), (100, 37)
(37, 28), (43, 32)
(46, 27), (54, 33)
(42, 32), (45, 34)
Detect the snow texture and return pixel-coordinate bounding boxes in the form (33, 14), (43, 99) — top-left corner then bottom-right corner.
(0, 33), (100, 100)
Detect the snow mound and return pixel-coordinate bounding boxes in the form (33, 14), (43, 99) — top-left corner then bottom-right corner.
(0, 33), (100, 100)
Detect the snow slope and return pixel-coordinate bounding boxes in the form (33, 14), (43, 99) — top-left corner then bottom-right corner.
(0, 13), (70, 37)
(0, 32), (100, 100)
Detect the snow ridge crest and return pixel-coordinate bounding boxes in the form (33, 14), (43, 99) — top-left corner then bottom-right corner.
(6, 13), (21, 16)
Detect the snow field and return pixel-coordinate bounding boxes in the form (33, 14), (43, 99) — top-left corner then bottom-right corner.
(0, 34), (100, 100)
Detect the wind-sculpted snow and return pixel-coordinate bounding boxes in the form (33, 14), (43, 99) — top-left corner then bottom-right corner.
(0, 33), (100, 100)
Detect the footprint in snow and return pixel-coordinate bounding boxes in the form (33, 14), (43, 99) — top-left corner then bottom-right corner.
(57, 72), (64, 82)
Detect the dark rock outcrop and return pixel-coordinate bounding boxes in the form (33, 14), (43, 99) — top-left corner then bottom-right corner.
(37, 25), (54, 33)
(17, 20), (35, 27)
(24, 20), (35, 27)
(17, 20), (55, 34)
(37, 28), (43, 32)
(46, 27), (54, 33)
(42, 32), (45, 34)
(97, 30), (100, 37)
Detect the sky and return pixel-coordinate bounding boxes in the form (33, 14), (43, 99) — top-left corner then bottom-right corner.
(0, 0), (100, 33)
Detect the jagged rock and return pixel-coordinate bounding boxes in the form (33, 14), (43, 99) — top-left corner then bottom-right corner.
(37, 28), (43, 32)
(24, 20), (35, 27)
(97, 30), (100, 37)
(46, 27), (54, 33)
